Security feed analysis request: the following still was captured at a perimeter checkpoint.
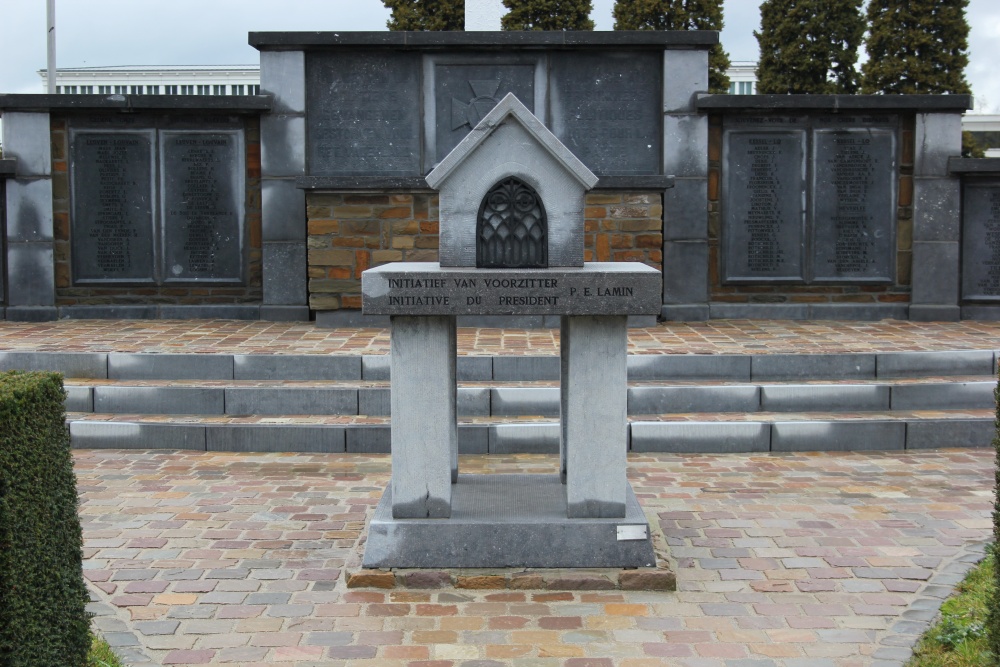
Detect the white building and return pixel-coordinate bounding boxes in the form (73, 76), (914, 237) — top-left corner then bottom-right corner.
(38, 65), (260, 96)
(727, 61), (757, 95)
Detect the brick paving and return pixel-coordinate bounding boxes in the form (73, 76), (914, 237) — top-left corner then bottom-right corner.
(78, 448), (995, 667)
(3, 318), (1000, 355)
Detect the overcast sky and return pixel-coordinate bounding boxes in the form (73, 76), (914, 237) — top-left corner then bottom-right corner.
(2, 0), (999, 112)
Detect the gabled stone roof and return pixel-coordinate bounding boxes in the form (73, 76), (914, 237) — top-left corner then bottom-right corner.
(425, 92), (598, 191)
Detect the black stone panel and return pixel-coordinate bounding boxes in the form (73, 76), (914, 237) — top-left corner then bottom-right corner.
(434, 62), (535, 162)
(306, 52), (422, 176)
(811, 129), (896, 281)
(71, 131), (155, 283)
(962, 181), (1000, 300)
(549, 51), (661, 175)
(162, 132), (244, 282)
(722, 129), (806, 281)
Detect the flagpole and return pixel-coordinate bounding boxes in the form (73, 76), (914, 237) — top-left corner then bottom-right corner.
(47, 0), (56, 93)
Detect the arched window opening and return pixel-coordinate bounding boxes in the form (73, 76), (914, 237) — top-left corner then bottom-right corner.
(476, 177), (547, 268)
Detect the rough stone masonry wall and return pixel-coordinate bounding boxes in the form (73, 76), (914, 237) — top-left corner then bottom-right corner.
(306, 191), (662, 312)
(706, 113), (915, 307)
(51, 116), (263, 306)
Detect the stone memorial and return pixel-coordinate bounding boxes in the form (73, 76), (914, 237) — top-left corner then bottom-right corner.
(361, 94), (659, 568)
(162, 131), (244, 282)
(962, 182), (1000, 300)
(71, 131), (156, 282)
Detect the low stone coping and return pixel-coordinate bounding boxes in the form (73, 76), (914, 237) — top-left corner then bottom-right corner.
(949, 157), (1000, 174)
(696, 93), (973, 112)
(0, 93), (272, 113)
(345, 567), (675, 592)
(362, 262), (662, 316)
(249, 30), (719, 50)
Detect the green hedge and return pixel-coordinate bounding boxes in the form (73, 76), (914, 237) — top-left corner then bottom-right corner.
(0, 371), (90, 667)
(991, 376), (1000, 658)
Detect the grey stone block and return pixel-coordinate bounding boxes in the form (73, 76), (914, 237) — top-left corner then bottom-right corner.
(491, 387), (560, 416)
(905, 419), (994, 449)
(457, 356), (493, 381)
(94, 387), (225, 415)
(627, 315), (658, 328)
(108, 353), (234, 380)
(663, 113), (707, 177)
(233, 354), (360, 380)
(877, 350), (995, 377)
(205, 425), (345, 453)
(157, 305), (261, 320)
(263, 242), (307, 305)
(961, 305), (1000, 321)
(70, 421), (206, 450)
(262, 178), (306, 242)
(6, 178), (53, 242)
(458, 426), (489, 454)
(659, 304), (710, 322)
(761, 384), (890, 412)
(629, 421), (770, 453)
(315, 310), (390, 328)
(912, 241), (959, 306)
(491, 356), (560, 381)
(1, 112), (51, 176)
(890, 381), (996, 410)
(358, 387), (389, 415)
(489, 423), (560, 454)
(6, 243), (54, 307)
(224, 387), (358, 415)
(0, 352), (108, 378)
(65, 386), (93, 412)
(260, 50), (305, 113)
(456, 315), (560, 328)
(752, 353), (876, 380)
(346, 426), (391, 453)
(259, 305), (310, 321)
(4, 307), (58, 322)
(909, 305), (961, 321)
(663, 50), (708, 113)
(807, 303), (909, 321)
(709, 303), (811, 320)
(662, 240), (708, 303)
(627, 354), (751, 381)
(362, 355), (390, 380)
(260, 114), (306, 176)
(363, 474), (655, 568)
(915, 113), (962, 177)
(771, 421), (905, 452)
(628, 385), (760, 414)
(58, 305), (158, 319)
(913, 179), (961, 241)
(663, 178), (707, 240)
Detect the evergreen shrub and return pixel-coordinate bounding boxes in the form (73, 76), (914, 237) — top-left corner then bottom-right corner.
(990, 374), (1000, 658)
(0, 371), (90, 667)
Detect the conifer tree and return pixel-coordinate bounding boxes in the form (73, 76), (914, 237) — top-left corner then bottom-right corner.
(612, 0), (730, 93)
(861, 0), (971, 94)
(384, 0), (464, 31)
(501, 0), (595, 30)
(755, 0), (864, 94)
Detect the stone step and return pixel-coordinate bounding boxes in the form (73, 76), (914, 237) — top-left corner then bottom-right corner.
(4, 348), (998, 382)
(66, 409), (995, 454)
(62, 377), (997, 416)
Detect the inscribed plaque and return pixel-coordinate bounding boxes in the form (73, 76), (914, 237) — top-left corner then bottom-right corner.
(722, 130), (806, 281)
(812, 129), (895, 281)
(161, 132), (244, 282)
(306, 52), (421, 176)
(434, 62), (535, 164)
(549, 51), (660, 175)
(71, 131), (155, 282)
(961, 183), (1000, 300)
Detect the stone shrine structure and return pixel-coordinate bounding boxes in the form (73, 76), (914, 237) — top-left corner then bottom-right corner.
(359, 95), (659, 567)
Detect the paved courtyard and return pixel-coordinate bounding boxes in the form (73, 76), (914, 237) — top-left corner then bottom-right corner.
(79, 447), (995, 667)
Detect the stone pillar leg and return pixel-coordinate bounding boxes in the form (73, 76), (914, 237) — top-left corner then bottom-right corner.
(390, 315), (457, 518)
(560, 315), (628, 518)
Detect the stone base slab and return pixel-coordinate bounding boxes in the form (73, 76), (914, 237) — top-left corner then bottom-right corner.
(362, 474), (656, 569)
(344, 565), (675, 591)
